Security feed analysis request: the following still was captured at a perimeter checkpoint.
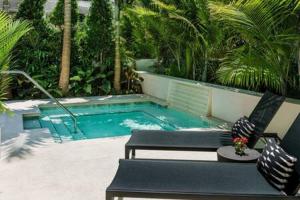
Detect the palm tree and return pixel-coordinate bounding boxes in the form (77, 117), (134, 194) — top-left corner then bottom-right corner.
(209, 0), (300, 94)
(0, 11), (31, 112)
(59, 0), (72, 95)
(113, 0), (122, 93)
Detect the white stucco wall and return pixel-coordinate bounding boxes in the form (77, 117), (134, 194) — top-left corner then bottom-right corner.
(0, 113), (23, 142)
(140, 72), (171, 100)
(138, 72), (300, 138)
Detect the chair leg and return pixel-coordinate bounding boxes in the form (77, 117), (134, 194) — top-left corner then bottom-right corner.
(132, 149), (136, 159)
(106, 192), (114, 200)
(125, 147), (130, 159)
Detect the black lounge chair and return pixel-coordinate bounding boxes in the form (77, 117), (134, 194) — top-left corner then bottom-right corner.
(106, 113), (300, 200)
(125, 91), (285, 159)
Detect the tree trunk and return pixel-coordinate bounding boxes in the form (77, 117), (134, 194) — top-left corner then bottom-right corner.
(202, 51), (208, 82)
(59, 0), (71, 95)
(113, 0), (121, 93)
(298, 48), (300, 76)
(185, 47), (192, 79)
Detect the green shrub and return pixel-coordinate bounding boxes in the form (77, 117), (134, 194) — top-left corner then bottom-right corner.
(15, 0), (46, 25)
(49, 0), (78, 28)
(50, 0), (80, 71)
(84, 0), (114, 65)
(12, 0), (62, 99)
(69, 0), (115, 96)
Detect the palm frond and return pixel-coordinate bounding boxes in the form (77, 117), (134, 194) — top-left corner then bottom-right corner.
(0, 11), (31, 113)
(210, 0), (299, 94)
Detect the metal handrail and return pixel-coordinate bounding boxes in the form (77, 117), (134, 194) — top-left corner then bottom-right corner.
(0, 70), (78, 132)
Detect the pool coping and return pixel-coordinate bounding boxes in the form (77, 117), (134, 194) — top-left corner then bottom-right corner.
(4, 94), (168, 117)
(0, 94), (169, 142)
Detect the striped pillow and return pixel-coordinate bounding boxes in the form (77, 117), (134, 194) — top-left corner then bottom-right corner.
(231, 116), (255, 139)
(257, 139), (298, 195)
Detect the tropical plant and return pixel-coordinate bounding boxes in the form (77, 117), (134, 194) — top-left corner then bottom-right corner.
(209, 0), (300, 94)
(59, 0), (72, 95)
(49, 0), (78, 29)
(13, 0), (62, 99)
(50, 0), (78, 95)
(70, 0), (115, 96)
(69, 64), (114, 96)
(126, 0), (228, 81)
(84, 0), (114, 66)
(112, 0), (137, 93)
(15, 0), (46, 26)
(0, 11), (31, 112)
(122, 65), (144, 94)
(50, 0), (79, 66)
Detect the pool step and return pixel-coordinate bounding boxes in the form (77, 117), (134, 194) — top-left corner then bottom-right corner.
(23, 117), (41, 129)
(50, 118), (74, 141)
(39, 116), (62, 143)
(60, 117), (86, 140)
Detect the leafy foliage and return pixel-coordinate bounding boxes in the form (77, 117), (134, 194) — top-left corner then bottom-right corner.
(49, 0), (79, 68)
(0, 11), (31, 112)
(126, 0), (229, 81)
(125, 0), (300, 95)
(122, 65), (144, 94)
(15, 0), (46, 25)
(8, 0), (300, 99)
(210, 0), (300, 94)
(69, 0), (115, 96)
(69, 65), (114, 96)
(49, 0), (79, 28)
(84, 0), (114, 65)
(13, 0), (62, 99)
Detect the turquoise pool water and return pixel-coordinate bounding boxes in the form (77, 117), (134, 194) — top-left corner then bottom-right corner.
(24, 102), (219, 142)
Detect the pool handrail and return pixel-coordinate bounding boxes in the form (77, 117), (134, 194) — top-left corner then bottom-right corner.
(0, 70), (78, 133)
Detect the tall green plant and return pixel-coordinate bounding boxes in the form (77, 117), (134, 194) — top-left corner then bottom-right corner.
(13, 0), (62, 99)
(209, 0), (300, 94)
(85, 0), (113, 65)
(50, 0), (78, 95)
(127, 0), (227, 81)
(50, 0), (78, 29)
(69, 0), (114, 96)
(15, 0), (46, 26)
(0, 12), (31, 112)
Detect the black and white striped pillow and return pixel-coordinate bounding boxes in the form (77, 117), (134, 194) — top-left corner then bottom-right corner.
(257, 139), (298, 195)
(231, 116), (255, 139)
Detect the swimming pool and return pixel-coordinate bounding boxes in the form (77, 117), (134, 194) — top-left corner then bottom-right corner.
(24, 102), (220, 142)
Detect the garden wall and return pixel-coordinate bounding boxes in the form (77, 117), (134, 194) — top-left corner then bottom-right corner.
(137, 71), (300, 137)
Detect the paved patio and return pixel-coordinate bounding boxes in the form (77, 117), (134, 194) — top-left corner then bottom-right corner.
(0, 134), (216, 200)
(0, 95), (218, 200)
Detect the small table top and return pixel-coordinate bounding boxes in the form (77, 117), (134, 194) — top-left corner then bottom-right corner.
(217, 146), (260, 163)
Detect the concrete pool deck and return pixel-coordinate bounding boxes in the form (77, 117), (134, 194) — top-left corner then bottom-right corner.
(0, 135), (217, 200)
(0, 94), (221, 199)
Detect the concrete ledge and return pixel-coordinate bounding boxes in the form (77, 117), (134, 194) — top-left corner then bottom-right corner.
(5, 94), (167, 112)
(137, 72), (300, 137)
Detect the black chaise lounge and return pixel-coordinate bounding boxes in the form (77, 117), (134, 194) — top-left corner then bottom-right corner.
(106, 114), (300, 200)
(125, 91), (285, 159)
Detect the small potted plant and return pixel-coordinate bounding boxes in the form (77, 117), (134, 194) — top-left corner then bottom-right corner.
(233, 137), (248, 155)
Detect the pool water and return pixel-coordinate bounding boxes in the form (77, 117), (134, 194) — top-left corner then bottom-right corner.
(24, 102), (219, 142)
